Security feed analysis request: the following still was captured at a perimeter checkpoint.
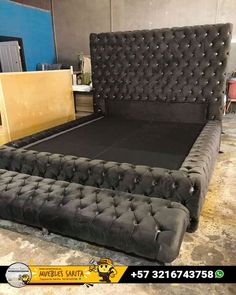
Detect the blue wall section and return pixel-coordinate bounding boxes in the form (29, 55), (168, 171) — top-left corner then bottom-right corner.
(0, 0), (55, 70)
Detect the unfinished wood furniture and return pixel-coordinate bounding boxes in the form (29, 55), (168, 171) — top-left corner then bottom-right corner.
(0, 70), (75, 145)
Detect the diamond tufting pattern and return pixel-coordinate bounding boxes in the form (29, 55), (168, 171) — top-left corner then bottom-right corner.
(0, 24), (232, 262)
(0, 24), (231, 261)
(0, 169), (189, 262)
(90, 23), (232, 121)
(0, 121), (221, 231)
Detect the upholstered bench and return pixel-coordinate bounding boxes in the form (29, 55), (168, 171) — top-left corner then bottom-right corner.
(0, 169), (189, 263)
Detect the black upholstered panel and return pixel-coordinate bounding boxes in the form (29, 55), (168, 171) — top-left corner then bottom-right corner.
(90, 23), (232, 121)
(6, 113), (102, 149)
(14, 117), (204, 170)
(0, 169), (189, 262)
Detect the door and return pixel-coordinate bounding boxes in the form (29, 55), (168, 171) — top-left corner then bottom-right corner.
(0, 41), (23, 72)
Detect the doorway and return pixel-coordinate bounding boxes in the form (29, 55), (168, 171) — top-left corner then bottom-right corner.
(0, 36), (26, 72)
(0, 41), (23, 72)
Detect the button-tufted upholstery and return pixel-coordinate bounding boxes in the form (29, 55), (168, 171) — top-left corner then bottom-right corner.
(90, 23), (232, 122)
(0, 120), (222, 232)
(0, 24), (231, 261)
(0, 169), (189, 262)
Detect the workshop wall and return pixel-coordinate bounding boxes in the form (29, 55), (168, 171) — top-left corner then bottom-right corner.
(52, 0), (236, 72)
(0, 0), (55, 71)
(52, 0), (110, 67)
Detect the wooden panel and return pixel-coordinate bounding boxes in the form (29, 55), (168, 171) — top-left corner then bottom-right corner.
(0, 126), (8, 145)
(0, 70), (75, 143)
(11, 0), (51, 11)
(75, 94), (93, 113)
(0, 80), (10, 144)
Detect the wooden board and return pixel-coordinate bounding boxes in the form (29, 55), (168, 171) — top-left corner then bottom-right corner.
(0, 70), (75, 144)
(0, 126), (7, 145)
(75, 94), (94, 113)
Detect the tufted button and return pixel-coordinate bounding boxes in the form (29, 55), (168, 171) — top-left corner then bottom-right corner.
(152, 180), (158, 186)
(189, 186), (195, 194)
(172, 182), (178, 189)
(154, 229), (161, 240)
(134, 177), (140, 184)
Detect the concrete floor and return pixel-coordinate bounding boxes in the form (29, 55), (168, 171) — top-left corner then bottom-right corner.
(0, 114), (235, 295)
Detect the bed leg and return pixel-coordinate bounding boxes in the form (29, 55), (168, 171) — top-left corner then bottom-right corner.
(42, 227), (50, 236)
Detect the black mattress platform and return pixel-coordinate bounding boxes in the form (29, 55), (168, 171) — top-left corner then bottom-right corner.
(0, 169), (189, 263)
(23, 117), (205, 170)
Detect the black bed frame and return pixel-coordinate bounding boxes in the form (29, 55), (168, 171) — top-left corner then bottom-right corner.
(0, 23), (232, 262)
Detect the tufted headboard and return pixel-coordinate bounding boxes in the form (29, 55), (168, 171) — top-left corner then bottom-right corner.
(90, 23), (232, 123)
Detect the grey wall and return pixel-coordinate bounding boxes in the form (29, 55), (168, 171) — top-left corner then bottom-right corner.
(52, 0), (110, 66)
(52, 0), (236, 71)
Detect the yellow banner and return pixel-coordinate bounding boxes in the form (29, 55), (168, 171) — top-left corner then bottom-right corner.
(29, 265), (127, 284)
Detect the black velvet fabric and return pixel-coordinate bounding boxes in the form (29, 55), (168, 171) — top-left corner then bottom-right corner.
(25, 117), (204, 170)
(107, 101), (208, 123)
(0, 169), (189, 262)
(0, 24), (232, 262)
(90, 23), (232, 122)
(0, 121), (221, 232)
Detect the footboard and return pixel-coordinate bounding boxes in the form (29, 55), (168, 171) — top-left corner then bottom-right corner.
(0, 169), (189, 262)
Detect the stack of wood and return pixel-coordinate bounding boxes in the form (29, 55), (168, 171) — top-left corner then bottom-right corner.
(75, 94), (94, 117)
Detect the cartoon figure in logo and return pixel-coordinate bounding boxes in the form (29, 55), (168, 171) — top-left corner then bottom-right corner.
(18, 274), (31, 285)
(89, 258), (117, 283)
